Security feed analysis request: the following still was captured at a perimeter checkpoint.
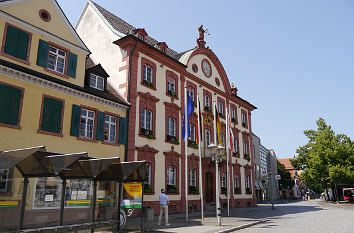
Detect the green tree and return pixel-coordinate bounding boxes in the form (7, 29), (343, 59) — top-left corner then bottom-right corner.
(292, 118), (354, 203)
(277, 160), (294, 191)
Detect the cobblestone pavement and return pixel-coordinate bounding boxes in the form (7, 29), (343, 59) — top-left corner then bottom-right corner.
(236, 200), (354, 233)
(96, 200), (353, 233)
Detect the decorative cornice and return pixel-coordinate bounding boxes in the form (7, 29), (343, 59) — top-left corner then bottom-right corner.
(188, 153), (200, 161)
(163, 146), (182, 158)
(138, 91), (160, 102)
(136, 144), (159, 154)
(0, 65), (129, 110)
(163, 102), (181, 111)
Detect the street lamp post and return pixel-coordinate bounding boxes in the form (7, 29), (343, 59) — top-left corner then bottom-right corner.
(268, 168), (274, 210)
(206, 143), (225, 226)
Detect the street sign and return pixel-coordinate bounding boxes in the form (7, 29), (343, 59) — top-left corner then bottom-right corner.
(275, 175), (281, 180)
(261, 170), (267, 176)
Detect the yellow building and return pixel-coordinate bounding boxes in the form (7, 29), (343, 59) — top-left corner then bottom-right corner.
(0, 0), (129, 228)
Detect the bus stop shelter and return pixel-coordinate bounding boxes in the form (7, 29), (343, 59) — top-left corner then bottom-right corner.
(0, 146), (148, 233)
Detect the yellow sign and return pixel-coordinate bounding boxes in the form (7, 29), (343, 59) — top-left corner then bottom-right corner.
(123, 183), (142, 198)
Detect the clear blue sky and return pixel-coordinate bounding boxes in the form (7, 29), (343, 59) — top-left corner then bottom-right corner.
(58, 0), (354, 158)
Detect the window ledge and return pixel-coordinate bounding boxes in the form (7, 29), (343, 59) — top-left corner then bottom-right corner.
(165, 140), (180, 145)
(141, 83), (156, 91)
(44, 68), (69, 79)
(102, 141), (120, 146)
(143, 192), (155, 195)
(37, 129), (63, 137)
(0, 52), (30, 65)
(166, 192), (180, 195)
(0, 122), (21, 130)
(166, 93), (178, 99)
(77, 137), (98, 143)
(138, 134), (156, 140)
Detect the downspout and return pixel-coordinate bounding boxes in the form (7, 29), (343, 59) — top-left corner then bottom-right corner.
(124, 37), (138, 162)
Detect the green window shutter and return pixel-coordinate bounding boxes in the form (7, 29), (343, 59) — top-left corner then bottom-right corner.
(36, 39), (49, 67)
(40, 97), (63, 134)
(67, 52), (78, 78)
(0, 83), (22, 125)
(70, 104), (81, 137)
(96, 111), (105, 141)
(4, 25), (30, 60)
(118, 117), (128, 145)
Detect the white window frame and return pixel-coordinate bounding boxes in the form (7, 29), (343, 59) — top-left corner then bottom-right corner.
(48, 46), (66, 74)
(167, 77), (176, 94)
(246, 175), (250, 189)
(187, 87), (195, 101)
(104, 115), (116, 143)
(189, 169), (197, 187)
(233, 137), (238, 153)
(167, 166), (176, 186)
(80, 109), (95, 139)
(167, 117), (176, 137)
(89, 74), (104, 91)
(234, 176), (240, 189)
(231, 108), (236, 120)
(242, 112), (247, 125)
(189, 124), (196, 142)
(218, 101), (224, 116)
(141, 109), (152, 130)
(221, 175), (227, 188)
(244, 141), (249, 155)
(204, 95), (210, 108)
(205, 129), (211, 147)
(146, 164), (152, 185)
(143, 65), (153, 83)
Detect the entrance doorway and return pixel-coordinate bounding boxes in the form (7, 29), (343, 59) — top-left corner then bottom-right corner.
(205, 172), (214, 203)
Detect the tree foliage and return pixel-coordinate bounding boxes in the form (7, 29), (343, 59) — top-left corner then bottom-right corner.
(277, 160), (294, 190)
(291, 118), (354, 201)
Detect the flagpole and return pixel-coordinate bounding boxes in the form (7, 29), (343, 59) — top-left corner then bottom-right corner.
(197, 95), (204, 220)
(184, 87), (189, 223)
(213, 101), (217, 145)
(226, 106), (230, 217)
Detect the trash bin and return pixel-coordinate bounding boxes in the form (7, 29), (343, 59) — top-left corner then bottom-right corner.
(145, 207), (154, 221)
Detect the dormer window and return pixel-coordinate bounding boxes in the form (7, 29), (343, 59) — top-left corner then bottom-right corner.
(89, 74), (104, 91)
(156, 42), (168, 53)
(135, 28), (148, 42)
(161, 47), (165, 53)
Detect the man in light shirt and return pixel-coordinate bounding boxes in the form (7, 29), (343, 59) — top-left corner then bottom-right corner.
(158, 189), (170, 226)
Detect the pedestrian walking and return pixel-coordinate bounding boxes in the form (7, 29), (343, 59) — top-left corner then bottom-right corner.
(158, 189), (170, 226)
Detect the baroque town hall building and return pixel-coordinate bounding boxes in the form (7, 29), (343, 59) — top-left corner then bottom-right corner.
(77, 1), (257, 214)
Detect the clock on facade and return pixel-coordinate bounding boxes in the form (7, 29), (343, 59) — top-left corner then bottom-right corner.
(201, 59), (212, 78)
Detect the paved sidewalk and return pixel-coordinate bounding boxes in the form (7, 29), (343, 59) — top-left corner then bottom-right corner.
(119, 202), (282, 233)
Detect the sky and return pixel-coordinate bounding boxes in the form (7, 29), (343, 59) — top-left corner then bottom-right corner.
(57, 0), (354, 158)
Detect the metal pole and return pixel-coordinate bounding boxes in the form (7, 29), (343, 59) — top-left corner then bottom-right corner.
(225, 107), (230, 217)
(215, 158), (221, 226)
(270, 172), (274, 210)
(117, 182), (122, 231)
(184, 87), (189, 223)
(59, 178), (67, 226)
(18, 177), (29, 232)
(141, 182), (144, 232)
(91, 180), (97, 233)
(196, 95), (204, 220)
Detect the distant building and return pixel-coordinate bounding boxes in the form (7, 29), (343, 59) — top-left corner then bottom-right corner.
(278, 158), (303, 199)
(268, 149), (280, 200)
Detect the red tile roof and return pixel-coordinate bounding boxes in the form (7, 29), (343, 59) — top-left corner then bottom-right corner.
(278, 158), (294, 170)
